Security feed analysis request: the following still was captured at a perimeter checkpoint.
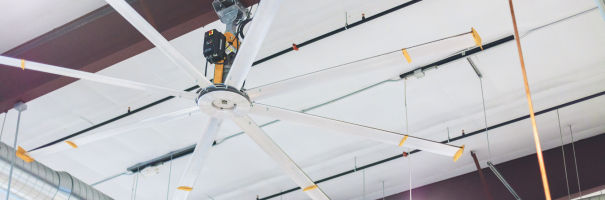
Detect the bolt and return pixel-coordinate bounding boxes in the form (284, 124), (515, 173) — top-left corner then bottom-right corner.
(221, 100), (228, 104)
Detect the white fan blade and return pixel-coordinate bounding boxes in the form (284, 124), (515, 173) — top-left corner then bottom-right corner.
(0, 56), (198, 100)
(30, 106), (201, 157)
(104, 0), (213, 88)
(173, 117), (222, 200)
(246, 32), (477, 101)
(224, 0), (281, 89)
(231, 115), (330, 200)
(250, 103), (464, 161)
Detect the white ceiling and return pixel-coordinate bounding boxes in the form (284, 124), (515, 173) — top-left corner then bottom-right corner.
(1, 0), (605, 199)
(0, 0), (106, 53)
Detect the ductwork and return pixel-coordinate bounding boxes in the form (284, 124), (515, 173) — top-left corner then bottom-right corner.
(0, 142), (112, 200)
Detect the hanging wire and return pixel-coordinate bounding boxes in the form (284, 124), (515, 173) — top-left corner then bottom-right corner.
(556, 110), (571, 199)
(403, 78), (412, 200)
(362, 169), (366, 200)
(131, 169), (140, 200)
(569, 125), (582, 196)
(166, 153), (173, 200)
(478, 75), (492, 160)
(382, 181), (385, 200)
(0, 112), (7, 142)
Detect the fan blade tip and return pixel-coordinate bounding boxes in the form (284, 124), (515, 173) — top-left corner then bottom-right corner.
(177, 186), (193, 191)
(302, 184), (318, 192)
(65, 141), (78, 148)
(453, 145), (465, 162)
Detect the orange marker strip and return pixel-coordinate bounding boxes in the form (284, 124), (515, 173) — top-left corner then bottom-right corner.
(177, 186), (193, 191)
(398, 135), (409, 147)
(401, 49), (412, 63)
(472, 28), (483, 50)
(65, 141), (78, 148)
(20, 59), (25, 70)
(303, 185), (318, 191)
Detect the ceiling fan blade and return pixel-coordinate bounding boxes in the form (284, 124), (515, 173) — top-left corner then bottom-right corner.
(29, 106), (201, 157)
(245, 32), (477, 101)
(0, 56), (198, 100)
(173, 117), (222, 200)
(250, 103), (464, 161)
(104, 0), (213, 88)
(231, 115), (330, 200)
(224, 0), (281, 89)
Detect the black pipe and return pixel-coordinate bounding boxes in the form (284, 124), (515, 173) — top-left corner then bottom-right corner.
(251, 0), (422, 66)
(29, 0), (425, 152)
(29, 85), (200, 152)
(399, 35), (514, 79)
(258, 90), (605, 200)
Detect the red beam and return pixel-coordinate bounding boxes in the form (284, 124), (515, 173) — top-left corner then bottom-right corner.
(0, 0), (258, 112)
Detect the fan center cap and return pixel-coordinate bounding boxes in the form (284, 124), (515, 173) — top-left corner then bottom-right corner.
(197, 84), (251, 117)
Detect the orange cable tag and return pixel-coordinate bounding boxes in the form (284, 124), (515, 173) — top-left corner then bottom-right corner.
(20, 59), (25, 70)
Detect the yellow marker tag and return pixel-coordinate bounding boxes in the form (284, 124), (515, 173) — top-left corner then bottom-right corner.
(20, 59), (25, 70)
(303, 185), (318, 191)
(16, 146), (34, 163)
(453, 145), (465, 162)
(398, 135), (409, 147)
(471, 28), (483, 50)
(65, 141), (78, 148)
(401, 49), (412, 63)
(177, 186), (193, 191)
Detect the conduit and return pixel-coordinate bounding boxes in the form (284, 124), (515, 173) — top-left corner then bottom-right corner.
(508, 1), (551, 199)
(0, 142), (112, 200)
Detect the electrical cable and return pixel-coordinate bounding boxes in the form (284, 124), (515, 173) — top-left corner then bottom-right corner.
(479, 75), (492, 160)
(556, 109), (572, 200)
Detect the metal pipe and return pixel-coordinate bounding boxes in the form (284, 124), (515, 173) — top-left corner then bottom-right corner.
(6, 102), (26, 200)
(508, 1), (551, 199)
(487, 161), (521, 200)
(0, 141), (112, 200)
(470, 151), (494, 200)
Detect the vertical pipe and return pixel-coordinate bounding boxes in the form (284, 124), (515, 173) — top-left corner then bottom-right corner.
(507, 1), (551, 199)
(470, 151), (494, 200)
(6, 102), (26, 200)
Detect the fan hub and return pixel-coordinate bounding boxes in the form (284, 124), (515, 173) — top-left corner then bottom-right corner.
(197, 84), (251, 117)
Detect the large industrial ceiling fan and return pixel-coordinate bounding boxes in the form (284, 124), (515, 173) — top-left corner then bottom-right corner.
(0, 0), (472, 199)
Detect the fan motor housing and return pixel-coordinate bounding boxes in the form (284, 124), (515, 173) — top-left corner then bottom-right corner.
(203, 29), (227, 64)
